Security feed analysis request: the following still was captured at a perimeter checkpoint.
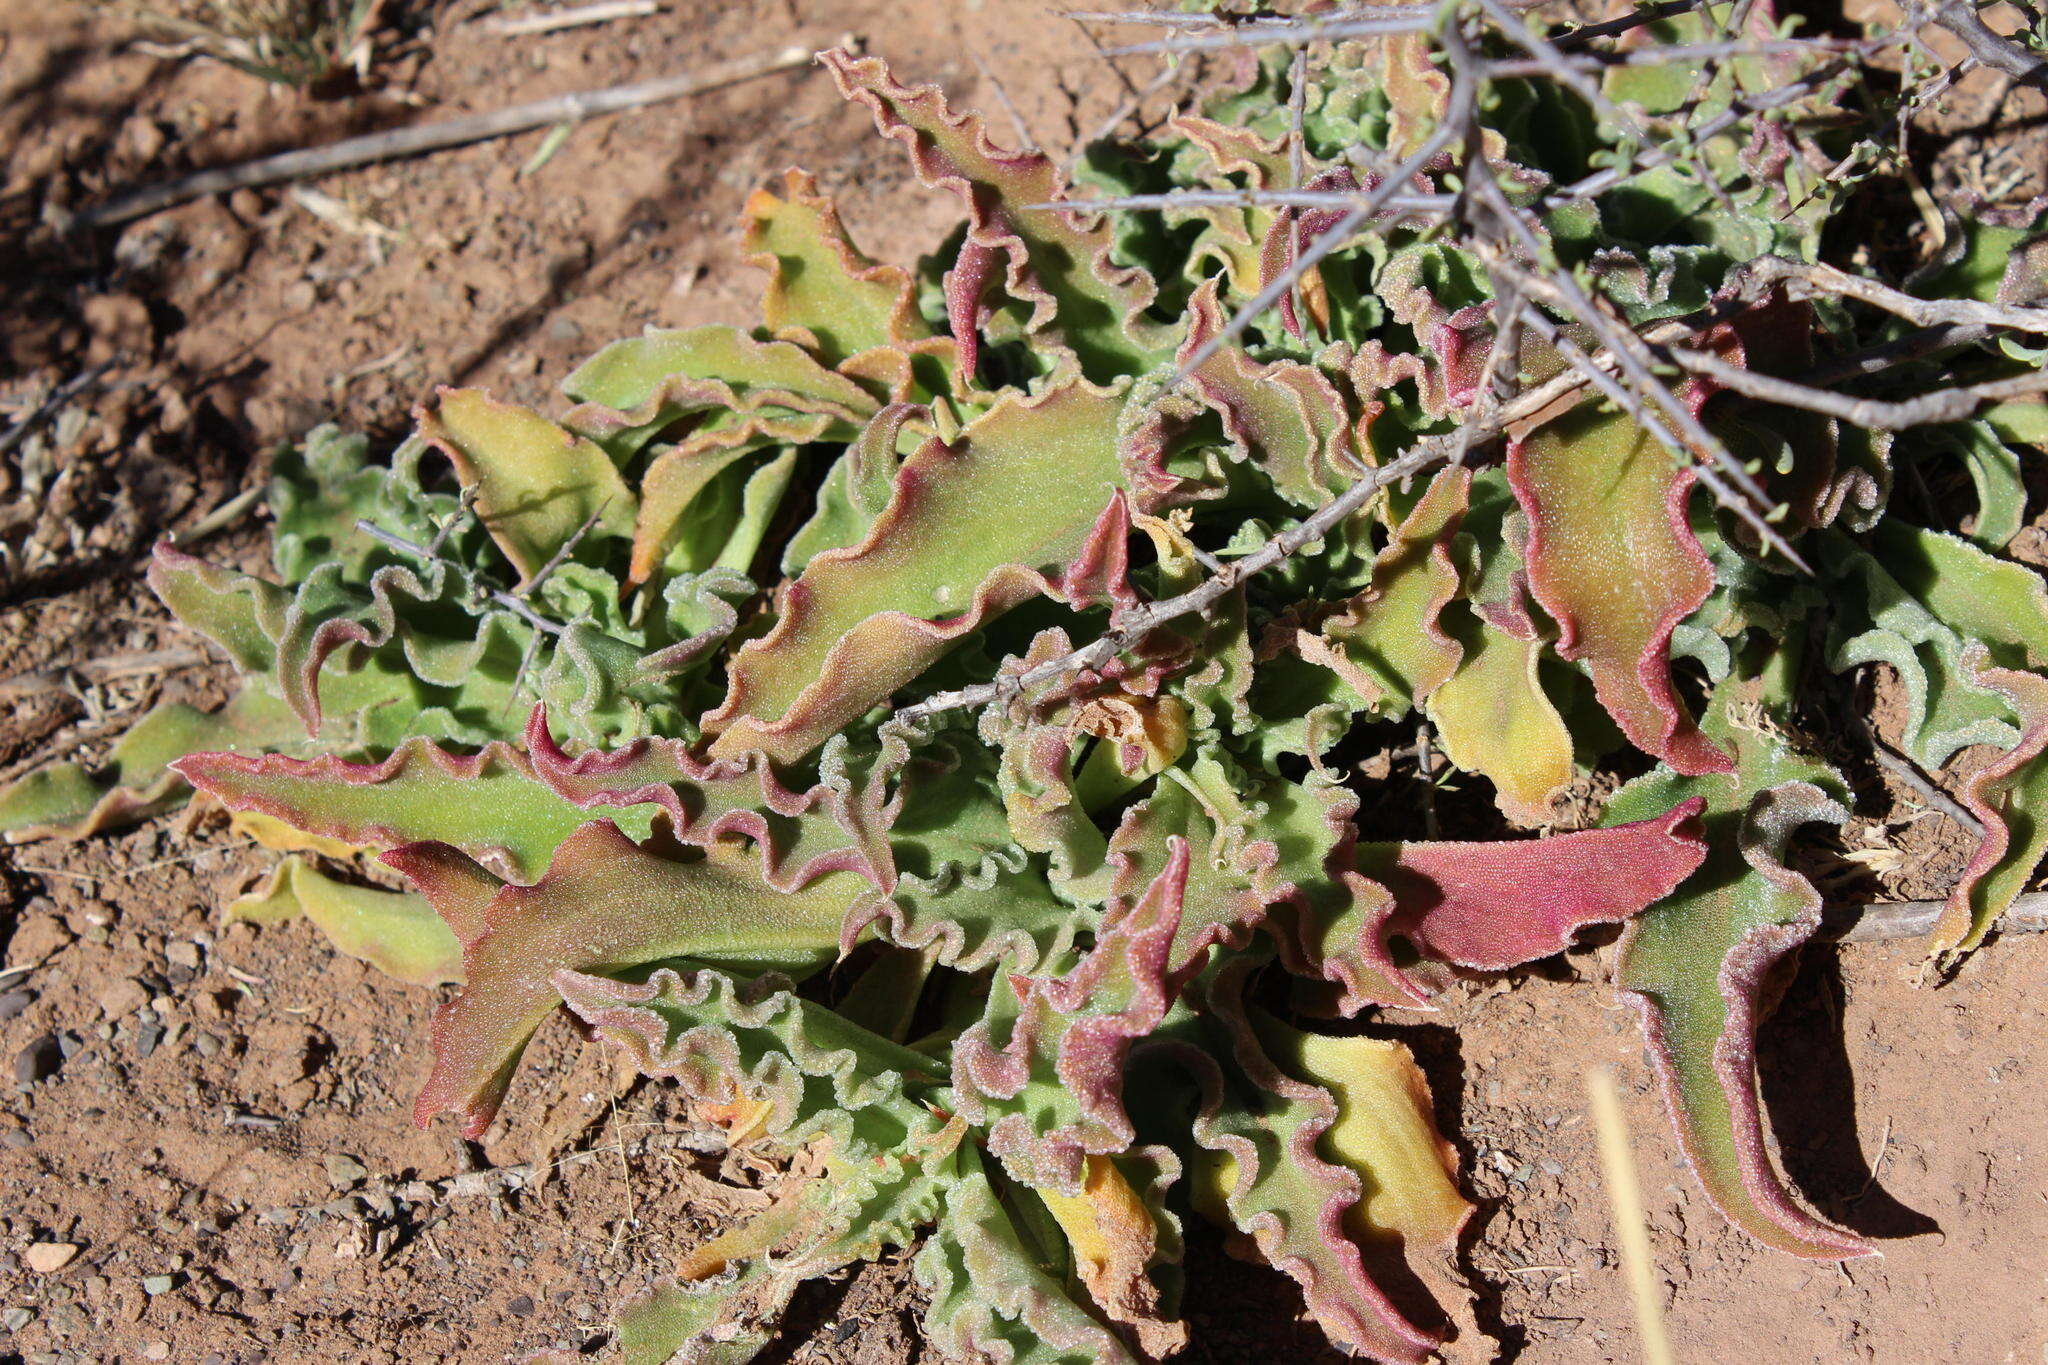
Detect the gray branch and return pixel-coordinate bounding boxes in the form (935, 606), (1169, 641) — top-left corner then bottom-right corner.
(76, 43), (815, 229)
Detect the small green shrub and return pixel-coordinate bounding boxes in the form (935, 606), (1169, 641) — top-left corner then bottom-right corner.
(10, 7), (2048, 1360)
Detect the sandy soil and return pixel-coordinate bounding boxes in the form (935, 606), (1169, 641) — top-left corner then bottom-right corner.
(3, 2), (2047, 1362)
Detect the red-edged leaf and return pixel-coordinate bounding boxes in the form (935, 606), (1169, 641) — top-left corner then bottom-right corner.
(1359, 797), (1708, 970)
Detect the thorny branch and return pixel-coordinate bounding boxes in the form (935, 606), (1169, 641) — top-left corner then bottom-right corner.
(901, 0), (2048, 729)
(1925, 0), (2048, 86)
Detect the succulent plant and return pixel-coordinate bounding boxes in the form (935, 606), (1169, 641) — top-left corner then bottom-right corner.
(10, 7), (2048, 1361)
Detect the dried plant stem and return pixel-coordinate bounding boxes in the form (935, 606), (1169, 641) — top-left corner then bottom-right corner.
(0, 648), (213, 704)
(1479, 242), (1814, 572)
(515, 499), (613, 596)
(1927, 1), (2048, 85)
(0, 361), (118, 461)
(1022, 187), (1450, 217)
(1550, 0), (1705, 49)
(1671, 348), (2048, 429)
(1056, 9), (1227, 26)
(891, 437), (1448, 725)
(1826, 893), (2048, 943)
(969, 47), (1040, 152)
(1101, 11), (1434, 57)
(893, 280), (1778, 730)
(76, 43), (815, 229)
(480, 1), (659, 36)
(1747, 255), (2048, 333)
(1171, 64), (1470, 385)
(1791, 321), (1995, 388)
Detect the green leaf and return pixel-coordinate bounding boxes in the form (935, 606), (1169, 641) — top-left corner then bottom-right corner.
(400, 824), (860, 1137)
(1608, 672), (1872, 1259)
(227, 856), (461, 987)
(0, 690), (307, 843)
(704, 379), (1133, 763)
(418, 388), (636, 581)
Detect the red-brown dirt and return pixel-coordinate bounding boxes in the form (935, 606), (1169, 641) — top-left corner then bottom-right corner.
(3, 3), (2047, 1362)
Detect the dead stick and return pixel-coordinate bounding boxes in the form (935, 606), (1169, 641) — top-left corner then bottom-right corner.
(76, 43), (817, 230)
(0, 647), (212, 704)
(0, 361), (117, 460)
(1823, 892), (2048, 943)
(481, 0), (660, 37)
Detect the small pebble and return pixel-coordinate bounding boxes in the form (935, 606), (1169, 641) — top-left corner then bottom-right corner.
(1539, 1158), (1564, 1177)
(54, 1032), (84, 1061)
(141, 1274), (176, 1296)
(24, 1243), (78, 1274)
(135, 1025), (164, 1059)
(0, 1129), (29, 1150)
(2, 1306), (32, 1331)
(142, 1342), (171, 1361)
(166, 942), (201, 970)
(0, 991), (34, 1022)
(507, 1294), (534, 1317)
(323, 1153), (368, 1190)
(191, 1033), (221, 1059)
(94, 978), (148, 1021)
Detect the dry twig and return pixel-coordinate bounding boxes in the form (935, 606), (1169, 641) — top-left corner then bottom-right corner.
(479, 1), (660, 36)
(76, 43), (816, 229)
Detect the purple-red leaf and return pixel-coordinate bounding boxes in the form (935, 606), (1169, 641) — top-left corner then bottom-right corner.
(1359, 797), (1708, 971)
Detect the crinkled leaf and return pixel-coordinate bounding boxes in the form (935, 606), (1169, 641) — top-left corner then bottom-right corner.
(1609, 674), (1872, 1259)
(918, 1147), (1139, 1365)
(1166, 961), (1440, 1365)
(1179, 281), (1366, 510)
(1033, 1152), (1186, 1359)
(179, 734), (628, 883)
(527, 707), (898, 893)
(1509, 400), (1732, 775)
(417, 388), (636, 581)
(1314, 464), (1467, 713)
(398, 822), (858, 1136)
(1932, 653), (2048, 956)
(1108, 750), (1358, 989)
(563, 323), (876, 461)
(1262, 1021), (1469, 1249)
(1870, 519), (2048, 672)
(705, 379), (1132, 763)
(954, 839), (1188, 1193)
(1820, 531), (2019, 769)
(1, 689), (306, 843)
(1357, 797), (1706, 971)
(555, 963), (946, 1154)
(823, 49), (1172, 383)
(781, 403), (924, 576)
(742, 167), (954, 399)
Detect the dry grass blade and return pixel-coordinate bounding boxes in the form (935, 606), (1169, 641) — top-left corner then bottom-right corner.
(1586, 1068), (1676, 1365)
(114, 0), (377, 87)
